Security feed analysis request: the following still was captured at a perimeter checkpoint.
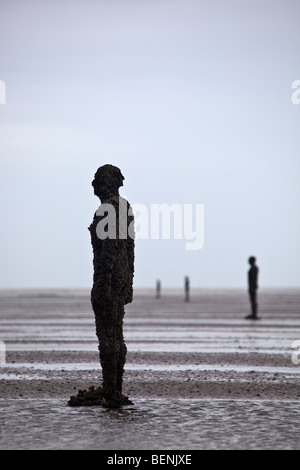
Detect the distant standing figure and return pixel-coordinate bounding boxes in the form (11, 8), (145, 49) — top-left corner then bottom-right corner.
(156, 280), (161, 299)
(245, 256), (259, 319)
(184, 276), (190, 302)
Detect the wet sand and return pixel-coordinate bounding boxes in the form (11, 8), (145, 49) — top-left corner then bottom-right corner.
(1, 288), (300, 403)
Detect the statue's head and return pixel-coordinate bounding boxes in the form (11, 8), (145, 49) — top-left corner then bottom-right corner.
(248, 256), (256, 266)
(92, 164), (124, 199)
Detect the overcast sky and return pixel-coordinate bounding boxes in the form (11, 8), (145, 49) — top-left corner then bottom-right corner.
(0, 0), (299, 289)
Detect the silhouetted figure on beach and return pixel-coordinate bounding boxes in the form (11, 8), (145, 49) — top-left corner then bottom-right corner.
(68, 165), (134, 408)
(245, 256), (259, 320)
(184, 276), (190, 302)
(156, 280), (161, 299)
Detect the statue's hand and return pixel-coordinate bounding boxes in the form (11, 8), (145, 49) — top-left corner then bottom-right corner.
(124, 287), (133, 305)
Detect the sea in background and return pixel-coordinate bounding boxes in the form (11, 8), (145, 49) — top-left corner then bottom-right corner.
(0, 287), (300, 450)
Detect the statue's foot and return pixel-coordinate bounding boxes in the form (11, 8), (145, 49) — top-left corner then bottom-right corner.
(102, 392), (134, 409)
(68, 385), (104, 406)
(68, 386), (133, 408)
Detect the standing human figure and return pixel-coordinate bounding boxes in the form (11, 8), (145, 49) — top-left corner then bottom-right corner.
(245, 256), (259, 319)
(89, 164), (135, 407)
(184, 276), (190, 302)
(156, 280), (161, 299)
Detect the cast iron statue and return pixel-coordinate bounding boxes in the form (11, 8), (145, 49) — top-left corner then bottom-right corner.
(184, 276), (190, 302)
(245, 256), (259, 320)
(68, 164), (134, 408)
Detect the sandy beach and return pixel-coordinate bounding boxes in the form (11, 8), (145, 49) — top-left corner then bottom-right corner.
(1, 287), (300, 449)
(1, 287), (300, 401)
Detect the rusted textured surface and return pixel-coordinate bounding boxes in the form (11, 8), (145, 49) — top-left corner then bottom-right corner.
(68, 165), (134, 408)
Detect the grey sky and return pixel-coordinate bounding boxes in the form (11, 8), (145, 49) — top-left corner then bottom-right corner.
(0, 0), (299, 289)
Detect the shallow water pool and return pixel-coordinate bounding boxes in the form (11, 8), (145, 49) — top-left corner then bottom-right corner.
(1, 397), (299, 450)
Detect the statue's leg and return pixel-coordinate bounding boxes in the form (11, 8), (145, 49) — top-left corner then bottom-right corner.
(94, 306), (119, 400)
(253, 290), (257, 316)
(249, 289), (257, 317)
(116, 303), (127, 394)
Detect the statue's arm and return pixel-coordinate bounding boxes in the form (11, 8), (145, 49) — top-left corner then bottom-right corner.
(89, 215), (116, 298)
(125, 207), (135, 304)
